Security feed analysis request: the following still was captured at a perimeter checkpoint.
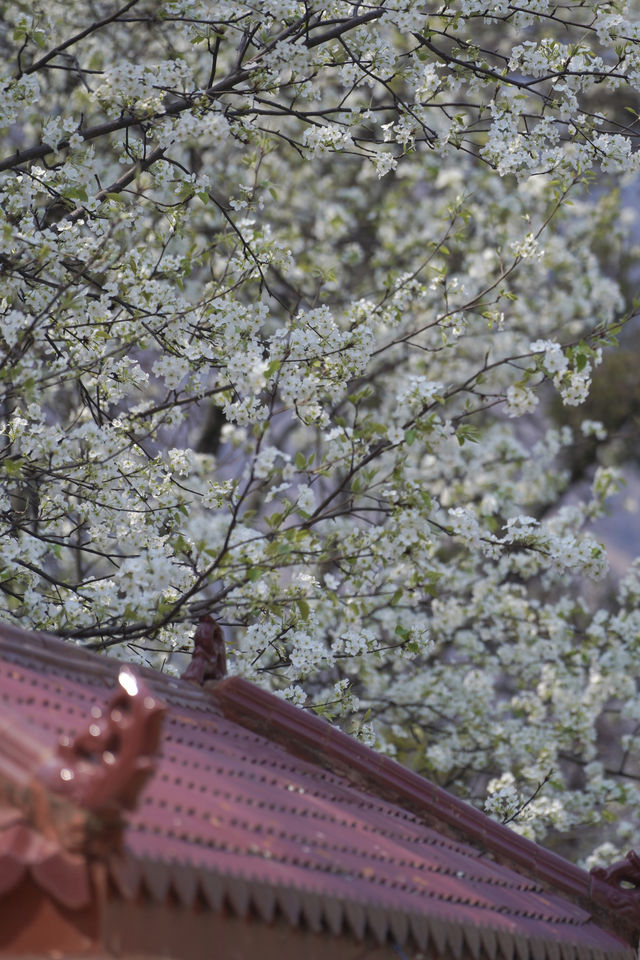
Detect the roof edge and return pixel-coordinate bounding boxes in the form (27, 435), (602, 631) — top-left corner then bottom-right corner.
(108, 853), (635, 960)
(0, 621), (222, 713)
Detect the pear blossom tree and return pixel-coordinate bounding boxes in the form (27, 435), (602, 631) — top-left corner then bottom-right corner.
(2, 0), (640, 860)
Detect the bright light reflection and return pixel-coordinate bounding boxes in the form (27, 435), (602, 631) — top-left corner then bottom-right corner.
(118, 668), (139, 697)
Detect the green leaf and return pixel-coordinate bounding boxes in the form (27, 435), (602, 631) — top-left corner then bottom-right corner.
(575, 351), (588, 372)
(456, 424), (480, 446)
(177, 182), (195, 201)
(3, 458), (21, 477)
(64, 186), (88, 202)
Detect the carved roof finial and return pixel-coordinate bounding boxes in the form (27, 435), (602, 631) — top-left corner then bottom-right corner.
(181, 615), (226, 685)
(590, 850), (640, 932)
(39, 666), (165, 817)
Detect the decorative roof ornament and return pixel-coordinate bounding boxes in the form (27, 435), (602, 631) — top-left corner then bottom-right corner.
(39, 666), (165, 818)
(181, 614), (226, 685)
(590, 851), (640, 932)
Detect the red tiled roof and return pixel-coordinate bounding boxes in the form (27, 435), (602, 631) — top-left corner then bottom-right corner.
(0, 621), (636, 960)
